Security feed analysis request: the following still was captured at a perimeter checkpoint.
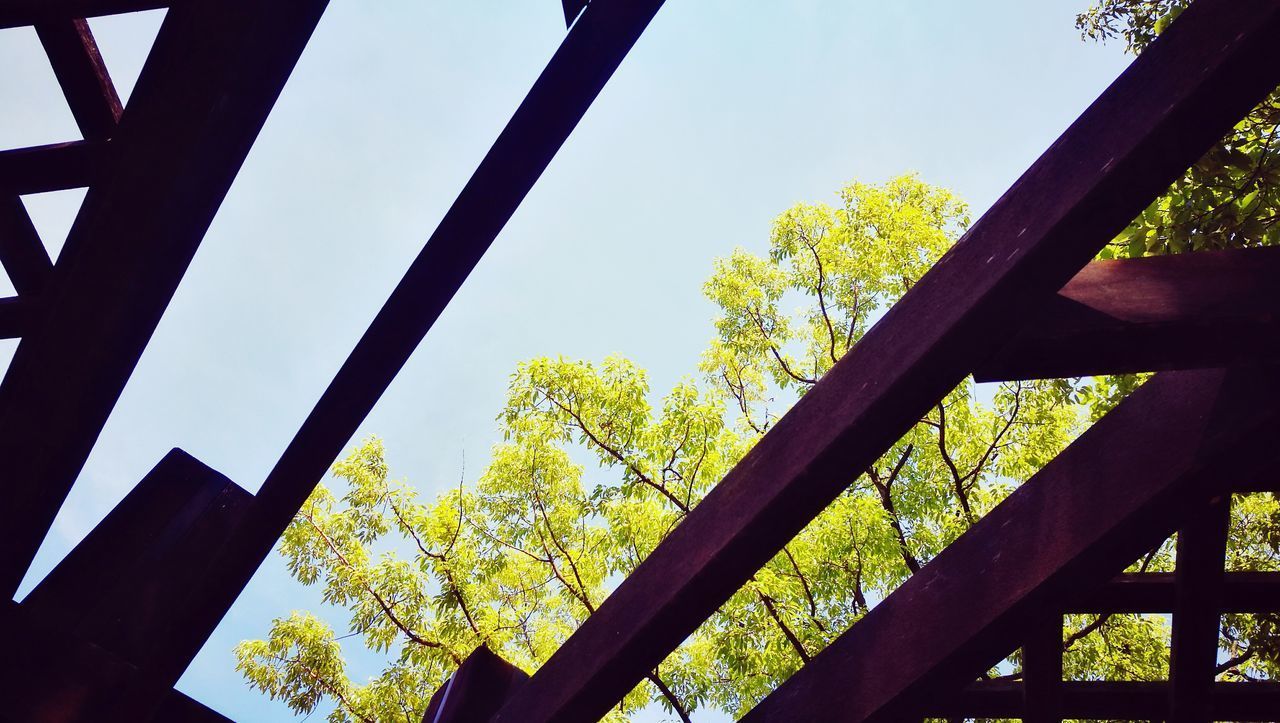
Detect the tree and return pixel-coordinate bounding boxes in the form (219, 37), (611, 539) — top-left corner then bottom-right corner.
(237, 6), (1280, 720)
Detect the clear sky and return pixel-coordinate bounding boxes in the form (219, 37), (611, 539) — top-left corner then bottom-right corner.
(2, 2), (1130, 720)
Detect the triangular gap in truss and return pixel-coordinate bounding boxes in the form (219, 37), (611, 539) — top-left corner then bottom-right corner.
(0, 27), (79, 148)
(85, 9), (166, 108)
(22, 188), (88, 263)
(0, 266), (14, 298)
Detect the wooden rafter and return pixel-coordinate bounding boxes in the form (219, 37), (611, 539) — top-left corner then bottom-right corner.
(0, 140), (102, 195)
(0, 195), (53, 296)
(35, 18), (123, 142)
(975, 246), (1280, 381)
(0, 0), (168, 30)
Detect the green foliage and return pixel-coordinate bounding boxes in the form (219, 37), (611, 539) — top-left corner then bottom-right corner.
(238, 174), (1091, 721)
(1079, 0), (1280, 259)
(238, 7), (1280, 719)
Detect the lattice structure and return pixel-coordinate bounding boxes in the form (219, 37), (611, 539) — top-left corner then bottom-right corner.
(1, 0), (1278, 721)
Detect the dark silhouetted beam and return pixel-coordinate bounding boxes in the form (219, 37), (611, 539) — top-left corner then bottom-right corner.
(36, 19), (123, 142)
(928, 680), (1280, 721)
(422, 647), (530, 723)
(1169, 496), (1231, 723)
(24, 449), (250, 687)
(0, 599), (231, 722)
(1022, 616), (1062, 723)
(975, 246), (1280, 382)
(0, 140), (102, 195)
(186, 0), (668, 661)
(0, 0), (168, 30)
(0, 0), (329, 598)
(741, 367), (1280, 722)
(493, 2), (1280, 719)
(0, 196), (54, 296)
(0, 297), (35, 339)
(1072, 571), (1280, 614)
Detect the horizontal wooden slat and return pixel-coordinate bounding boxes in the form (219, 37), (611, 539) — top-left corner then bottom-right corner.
(0, 0), (168, 30)
(975, 247), (1280, 381)
(1071, 571), (1280, 614)
(930, 680), (1280, 720)
(494, 2), (1280, 720)
(0, 140), (102, 195)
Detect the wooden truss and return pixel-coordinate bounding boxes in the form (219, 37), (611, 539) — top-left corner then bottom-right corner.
(1, 0), (1278, 721)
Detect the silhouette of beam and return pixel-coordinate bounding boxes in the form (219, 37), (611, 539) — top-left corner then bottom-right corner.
(0, 141), (102, 195)
(36, 18), (123, 142)
(975, 247), (1280, 381)
(0, 0), (168, 30)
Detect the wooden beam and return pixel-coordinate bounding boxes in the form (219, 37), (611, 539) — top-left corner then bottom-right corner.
(975, 247), (1280, 381)
(1022, 616), (1063, 723)
(0, 599), (230, 722)
(493, 2), (1280, 720)
(23, 449), (251, 686)
(421, 647), (529, 723)
(740, 367), (1280, 723)
(0, 196), (53, 296)
(1072, 571), (1280, 614)
(0, 297), (34, 339)
(929, 680), (1280, 720)
(0, 140), (102, 195)
(0, 0), (329, 597)
(1168, 496), (1231, 723)
(0, 0), (168, 30)
(185, 0), (669, 658)
(36, 18), (123, 142)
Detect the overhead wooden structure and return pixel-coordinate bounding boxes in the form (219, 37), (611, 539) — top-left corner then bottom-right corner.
(1, 0), (1278, 721)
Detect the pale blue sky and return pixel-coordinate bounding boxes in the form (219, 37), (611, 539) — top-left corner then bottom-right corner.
(2, 2), (1130, 720)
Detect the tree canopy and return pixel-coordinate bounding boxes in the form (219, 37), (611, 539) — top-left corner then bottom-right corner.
(237, 4), (1280, 721)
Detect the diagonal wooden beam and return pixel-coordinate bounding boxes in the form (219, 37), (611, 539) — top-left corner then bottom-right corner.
(181, 0), (669, 661)
(23, 449), (251, 687)
(740, 367), (1280, 722)
(0, 195), (54, 296)
(974, 246), (1280, 382)
(492, 3), (1280, 720)
(0, 0), (168, 30)
(0, 599), (232, 722)
(0, 0), (329, 598)
(0, 140), (103, 195)
(36, 18), (123, 142)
